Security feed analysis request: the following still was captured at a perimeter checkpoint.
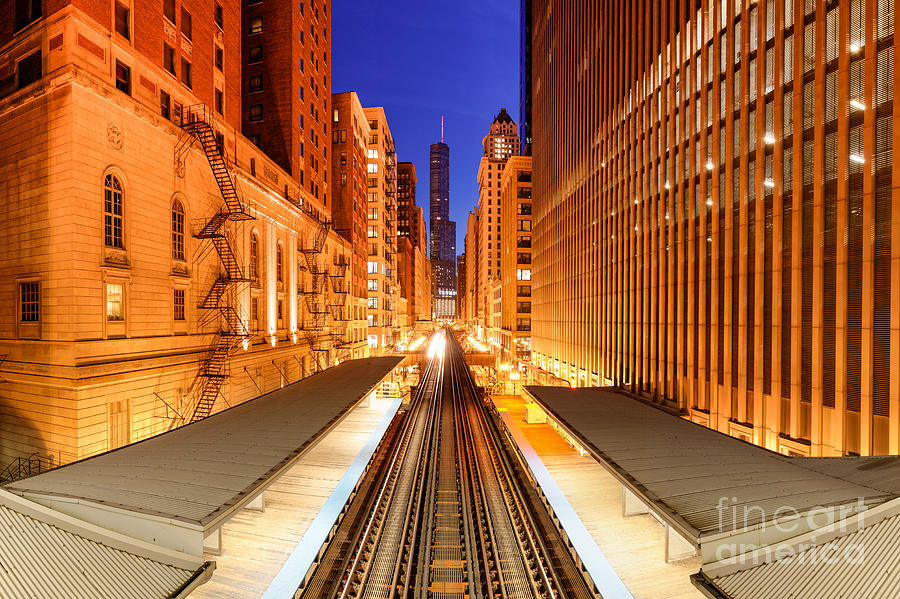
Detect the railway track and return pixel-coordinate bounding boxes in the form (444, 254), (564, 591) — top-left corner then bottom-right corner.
(295, 328), (599, 599)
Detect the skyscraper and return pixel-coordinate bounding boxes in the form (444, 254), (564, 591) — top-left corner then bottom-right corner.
(474, 109), (518, 329)
(531, 0), (900, 457)
(430, 140), (457, 318)
(519, 0), (532, 156)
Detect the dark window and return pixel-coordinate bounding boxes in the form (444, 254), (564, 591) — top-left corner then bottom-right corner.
(14, 0), (41, 31)
(248, 45), (263, 63)
(115, 60), (131, 94)
(160, 89), (170, 118)
(340, 151), (347, 165)
(180, 7), (191, 39)
(173, 289), (185, 321)
(19, 282), (39, 322)
(181, 58), (191, 88)
(171, 201), (185, 260)
(249, 104), (263, 122)
(163, 0), (175, 23)
(16, 50), (41, 89)
(248, 74), (262, 92)
(214, 46), (223, 71)
(164, 44), (176, 75)
(104, 174), (124, 249)
(215, 88), (223, 114)
(114, 2), (130, 39)
(248, 16), (262, 34)
(249, 234), (259, 281)
(276, 245), (284, 282)
(340, 173), (347, 186)
(173, 101), (182, 123)
(249, 134), (260, 146)
(214, 2), (223, 28)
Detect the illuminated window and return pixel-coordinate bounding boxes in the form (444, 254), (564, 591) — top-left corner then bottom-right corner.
(248, 15), (262, 34)
(172, 199), (185, 260)
(104, 174), (124, 248)
(368, 260), (378, 274)
(516, 269), (531, 281)
(106, 283), (124, 321)
(173, 288), (185, 321)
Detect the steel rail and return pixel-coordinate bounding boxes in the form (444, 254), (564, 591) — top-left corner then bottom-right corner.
(296, 328), (600, 599)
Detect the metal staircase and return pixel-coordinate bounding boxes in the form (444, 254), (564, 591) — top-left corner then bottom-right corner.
(179, 105), (254, 423)
(297, 220), (333, 371)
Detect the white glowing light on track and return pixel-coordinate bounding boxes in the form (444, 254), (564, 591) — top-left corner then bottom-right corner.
(427, 331), (446, 359)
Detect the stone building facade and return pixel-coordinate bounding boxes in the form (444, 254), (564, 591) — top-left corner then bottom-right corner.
(0, 0), (356, 469)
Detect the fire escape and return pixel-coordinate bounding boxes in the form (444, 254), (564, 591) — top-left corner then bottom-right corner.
(298, 221), (333, 371)
(327, 255), (351, 360)
(178, 105), (253, 423)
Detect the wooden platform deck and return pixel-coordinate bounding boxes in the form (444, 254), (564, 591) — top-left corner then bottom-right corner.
(491, 394), (704, 599)
(191, 396), (395, 599)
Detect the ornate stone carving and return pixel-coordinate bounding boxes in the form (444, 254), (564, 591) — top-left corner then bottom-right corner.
(104, 249), (129, 267)
(175, 157), (185, 178)
(107, 123), (123, 150)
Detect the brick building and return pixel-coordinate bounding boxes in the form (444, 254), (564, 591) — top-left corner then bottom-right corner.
(500, 155), (532, 360)
(363, 106), (399, 352)
(330, 90), (369, 356)
(242, 0), (330, 205)
(474, 109), (518, 329)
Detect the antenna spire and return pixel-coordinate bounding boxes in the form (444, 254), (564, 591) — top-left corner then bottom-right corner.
(441, 115), (444, 143)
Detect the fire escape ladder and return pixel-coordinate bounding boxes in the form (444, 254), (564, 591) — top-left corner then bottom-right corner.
(179, 104), (254, 425)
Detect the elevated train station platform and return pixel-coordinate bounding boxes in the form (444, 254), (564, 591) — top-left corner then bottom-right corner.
(2, 356), (405, 597)
(509, 385), (900, 599)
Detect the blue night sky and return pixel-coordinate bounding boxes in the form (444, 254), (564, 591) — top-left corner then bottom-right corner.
(332, 0), (520, 255)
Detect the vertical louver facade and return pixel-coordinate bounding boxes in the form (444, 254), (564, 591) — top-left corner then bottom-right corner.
(532, 0), (900, 456)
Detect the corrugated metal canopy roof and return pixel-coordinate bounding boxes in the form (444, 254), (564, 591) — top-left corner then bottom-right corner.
(523, 386), (892, 540)
(5, 357), (402, 528)
(695, 498), (900, 599)
(0, 489), (210, 599)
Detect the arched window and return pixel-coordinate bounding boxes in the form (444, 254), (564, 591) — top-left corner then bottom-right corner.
(249, 233), (259, 281)
(104, 174), (124, 248)
(172, 199), (185, 260)
(276, 243), (284, 283)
